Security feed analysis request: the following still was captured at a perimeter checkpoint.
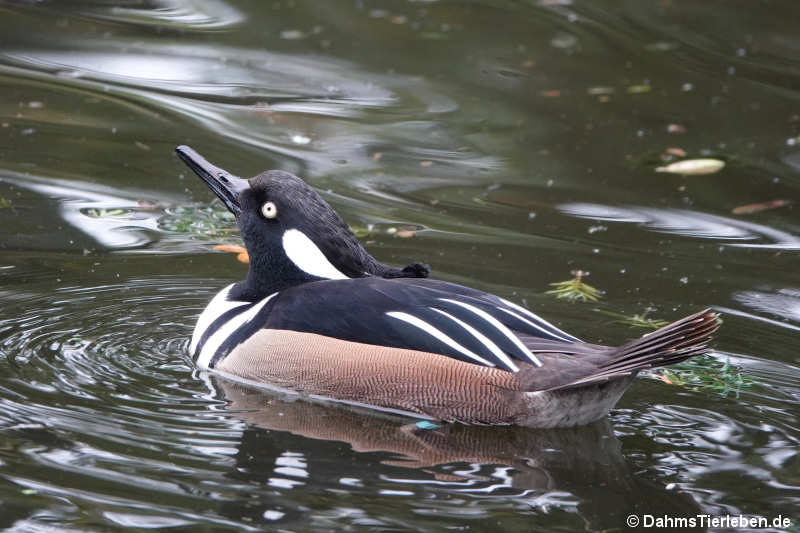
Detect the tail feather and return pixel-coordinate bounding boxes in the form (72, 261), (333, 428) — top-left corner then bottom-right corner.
(601, 313), (719, 371)
(612, 312), (717, 357)
(548, 308), (720, 390)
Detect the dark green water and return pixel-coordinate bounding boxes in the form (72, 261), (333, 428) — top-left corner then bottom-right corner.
(1, 1), (799, 531)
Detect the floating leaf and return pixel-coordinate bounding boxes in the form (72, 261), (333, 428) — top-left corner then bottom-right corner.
(664, 147), (687, 158)
(280, 29), (305, 40)
(418, 32), (448, 40)
(546, 270), (604, 302)
(627, 84), (652, 94)
(213, 244), (247, 254)
(349, 225), (372, 239)
(213, 244), (249, 264)
(587, 86), (614, 96)
(0, 196), (11, 208)
(732, 199), (791, 215)
(644, 41), (678, 52)
(655, 158), (725, 175)
(550, 33), (577, 49)
(471, 196), (488, 205)
(654, 355), (753, 398)
(385, 225), (420, 238)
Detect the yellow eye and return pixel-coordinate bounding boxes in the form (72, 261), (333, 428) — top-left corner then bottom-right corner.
(261, 201), (278, 219)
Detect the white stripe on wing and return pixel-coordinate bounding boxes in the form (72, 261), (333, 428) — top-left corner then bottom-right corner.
(430, 308), (519, 372)
(439, 298), (543, 367)
(496, 307), (573, 343)
(498, 297), (580, 341)
(386, 311), (495, 367)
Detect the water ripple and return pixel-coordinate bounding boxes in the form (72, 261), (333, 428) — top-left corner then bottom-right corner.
(0, 0), (799, 528)
(16, 0), (245, 31)
(733, 288), (800, 323)
(0, 263), (798, 529)
(559, 203), (800, 249)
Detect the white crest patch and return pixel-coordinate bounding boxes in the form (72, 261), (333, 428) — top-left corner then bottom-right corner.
(282, 229), (349, 280)
(190, 284), (248, 355)
(196, 292), (278, 370)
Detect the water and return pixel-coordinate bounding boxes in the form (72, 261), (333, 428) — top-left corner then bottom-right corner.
(1, 1), (799, 530)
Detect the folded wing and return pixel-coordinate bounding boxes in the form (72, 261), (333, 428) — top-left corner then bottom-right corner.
(260, 277), (580, 372)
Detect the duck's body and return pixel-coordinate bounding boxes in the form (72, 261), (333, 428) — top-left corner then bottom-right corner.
(177, 146), (720, 428)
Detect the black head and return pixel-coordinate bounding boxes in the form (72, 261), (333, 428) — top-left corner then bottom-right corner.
(176, 146), (429, 300)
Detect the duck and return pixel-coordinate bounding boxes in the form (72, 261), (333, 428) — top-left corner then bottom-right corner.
(175, 145), (721, 428)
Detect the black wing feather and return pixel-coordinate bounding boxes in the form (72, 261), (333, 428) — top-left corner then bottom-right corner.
(256, 277), (574, 372)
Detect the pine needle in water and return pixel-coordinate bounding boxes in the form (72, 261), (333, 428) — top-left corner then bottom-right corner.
(594, 308), (669, 329)
(545, 270), (604, 302)
(654, 355), (753, 398)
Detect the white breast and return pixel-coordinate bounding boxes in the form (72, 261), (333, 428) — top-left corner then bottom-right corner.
(190, 284), (248, 356)
(196, 292), (278, 370)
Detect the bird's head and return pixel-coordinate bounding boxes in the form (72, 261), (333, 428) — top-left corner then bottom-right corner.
(176, 145), (429, 299)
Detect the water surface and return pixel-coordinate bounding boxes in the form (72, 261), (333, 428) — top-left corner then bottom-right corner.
(1, 1), (799, 531)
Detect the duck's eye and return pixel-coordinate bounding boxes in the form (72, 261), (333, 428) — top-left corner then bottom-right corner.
(261, 201), (278, 219)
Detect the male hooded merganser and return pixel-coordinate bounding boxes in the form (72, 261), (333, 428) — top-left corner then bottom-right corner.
(176, 145), (720, 428)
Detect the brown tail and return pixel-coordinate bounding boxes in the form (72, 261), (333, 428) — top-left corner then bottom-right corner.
(558, 308), (721, 389)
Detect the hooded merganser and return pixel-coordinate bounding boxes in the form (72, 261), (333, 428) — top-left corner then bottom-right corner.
(176, 145), (720, 428)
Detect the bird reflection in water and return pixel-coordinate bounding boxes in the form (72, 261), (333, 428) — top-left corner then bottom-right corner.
(209, 376), (703, 530)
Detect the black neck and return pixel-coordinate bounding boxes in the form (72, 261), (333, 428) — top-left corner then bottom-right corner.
(229, 249), (320, 302)
(227, 217), (430, 301)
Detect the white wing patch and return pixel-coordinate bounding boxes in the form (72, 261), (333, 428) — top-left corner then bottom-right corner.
(196, 292), (278, 370)
(496, 307), (573, 343)
(430, 308), (519, 372)
(282, 229), (349, 280)
(440, 298), (543, 367)
(498, 297), (580, 342)
(190, 284), (249, 355)
(386, 311), (495, 367)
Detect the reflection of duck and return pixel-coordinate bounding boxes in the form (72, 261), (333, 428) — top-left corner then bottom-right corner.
(214, 377), (703, 531)
(177, 145), (719, 427)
